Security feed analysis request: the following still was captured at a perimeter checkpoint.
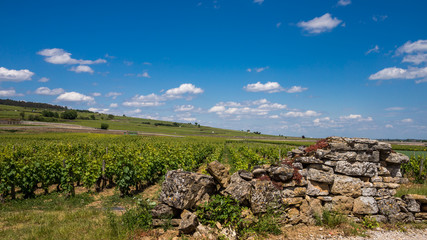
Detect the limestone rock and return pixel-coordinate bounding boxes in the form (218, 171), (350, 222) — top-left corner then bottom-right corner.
(388, 212), (414, 223)
(252, 167), (267, 178)
(307, 168), (334, 183)
(362, 188), (377, 197)
(269, 164), (294, 182)
(179, 210), (199, 234)
(287, 208), (301, 225)
(151, 203), (179, 219)
(159, 170), (216, 210)
(223, 172), (252, 206)
(309, 198), (323, 215)
(415, 213), (427, 220)
(377, 198), (400, 216)
(282, 197), (303, 206)
(356, 152), (379, 162)
(384, 164), (402, 178)
(219, 227), (237, 240)
(250, 180), (282, 214)
(405, 194), (427, 204)
(294, 187), (307, 197)
(238, 170), (253, 181)
(295, 156), (323, 164)
(370, 215), (388, 223)
(207, 161), (230, 188)
(385, 152), (410, 164)
(193, 224), (218, 240)
(332, 196), (354, 214)
(353, 197), (378, 214)
(331, 175), (362, 197)
(306, 180), (329, 196)
(335, 161), (377, 177)
(152, 218), (181, 227)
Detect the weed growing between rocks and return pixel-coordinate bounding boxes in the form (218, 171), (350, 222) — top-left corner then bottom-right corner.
(362, 216), (380, 229)
(196, 195), (242, 228)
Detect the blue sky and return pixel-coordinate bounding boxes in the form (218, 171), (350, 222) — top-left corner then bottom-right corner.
(1, 0), (426, 139)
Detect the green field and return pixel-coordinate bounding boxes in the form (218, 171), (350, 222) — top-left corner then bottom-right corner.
(396, 150), (427, 158)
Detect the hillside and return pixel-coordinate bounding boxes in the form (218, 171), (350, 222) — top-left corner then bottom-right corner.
(0, 100), (305, 139)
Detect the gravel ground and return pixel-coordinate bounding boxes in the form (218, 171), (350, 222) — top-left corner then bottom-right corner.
(309, 228), (427, 240)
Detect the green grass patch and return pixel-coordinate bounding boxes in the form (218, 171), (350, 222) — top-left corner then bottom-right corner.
(395, 184), (427, 197)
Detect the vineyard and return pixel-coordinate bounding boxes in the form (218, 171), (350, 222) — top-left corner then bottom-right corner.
(0, 133), (297, 201)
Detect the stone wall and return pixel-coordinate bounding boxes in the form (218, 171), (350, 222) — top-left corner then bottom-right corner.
(152, 137), (427, 235)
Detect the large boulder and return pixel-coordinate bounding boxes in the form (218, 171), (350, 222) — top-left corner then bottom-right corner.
(353, 197), (378, 215)
(223, 172), (252, 206)
(268, 164), (294, 182)
(307, 168), (334, 183)
(331, 196), (354, 214)
(159, 170), (216, 210)
(151, 203), (180, 219)
(306, 180), (329, 196)
(335, 161), (377, 177)
(250, 180), (282, 214)
(331, 175), (363, 197)
(207, 161), (230, 188)
(385, 152), (410, 164)
(377, 198), (400, 216)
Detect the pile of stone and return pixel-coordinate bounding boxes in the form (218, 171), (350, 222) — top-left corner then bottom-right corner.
(151, 137), (427, 237)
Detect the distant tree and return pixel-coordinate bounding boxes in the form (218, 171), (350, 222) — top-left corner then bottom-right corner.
(107, 114), (114, 120)
(101, 123), (109, 130)
(41, 110), (56, 118)
(90, 114), (96, 120)
(19, 111), (25, 120)
(302, 135), (306, 139)
(61, 110), (78, 119)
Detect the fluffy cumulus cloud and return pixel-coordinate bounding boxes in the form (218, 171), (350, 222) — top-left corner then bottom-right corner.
(247, 66), (269, 73)
(38, 77), (49, 83)
(56, 91), (95, 102)
(174, 105), (195, 112)
(244, 82), (307, 93)
(110, 103), (118, 108)
(208, 99), (287, 119)
(0, 67), (34, 82)
(35, 87), (65, 95)
(339, 114), (373, 122)
(370, 39), (427, 83)
(369, 66), (427, 81)
(0, 89), (23, 97)
(37, 48), (106, 65)
(105, 92), (122, 99)
(337, 0), (351, 6)
(92, 92), (102, 97)
(297, 13), (342, 34)
(282, 110), (320, 118)
(401, 118), (413, 123)
(123, 83), (203, 107)
(253, 0), (264, 5)
(69, 65), (94, 74)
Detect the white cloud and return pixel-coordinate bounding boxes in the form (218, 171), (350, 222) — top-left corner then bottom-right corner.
(38, 77), (49, 83)
(110, 103), (118, 108)
(0, 67), (34, 82)
(402, 118), (413, 123)
(253, 0), (264, 4)
(385, 124), (394, 128)
(92, 92), (101, 97)
(247, 66), (269, 73)
(340, 114), (373, 122)
(208, 105), (226, 113)
(165, 83), (204, 97)
(38, 48), (106, 65)
(174, 105), (195, 112)
(366, 45), (379, 55)
(89, 108), (110, 114)
(269, 115), (280, 119)
(69, 65), (94, 74)
(369, 66), (427, 80)
(127, 109), (142, 114)
(245, 82), (283, 93)
(123, 61), (133, 66)
(396, 40), (427, 54)
(385, 107), (404, 111)
(137, 72), (151, 78)
(297, 13), (343, 34)
(143, 62), (152, 65)
(286, 86), (308, 93)
(123, 84), (204, 107)
(56, 92), (95, 102)
(35, 87), (65, 95)
(415, 78), (427, 84)
(244, 82), (308, 94)
(337, 0), (351, 6)
(0, 89), (23, 97)
(105, 92), (122, 99)
(282, 110), (320, 118)
(402, 53), (427, 65)
(372, 15), (388, 22)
